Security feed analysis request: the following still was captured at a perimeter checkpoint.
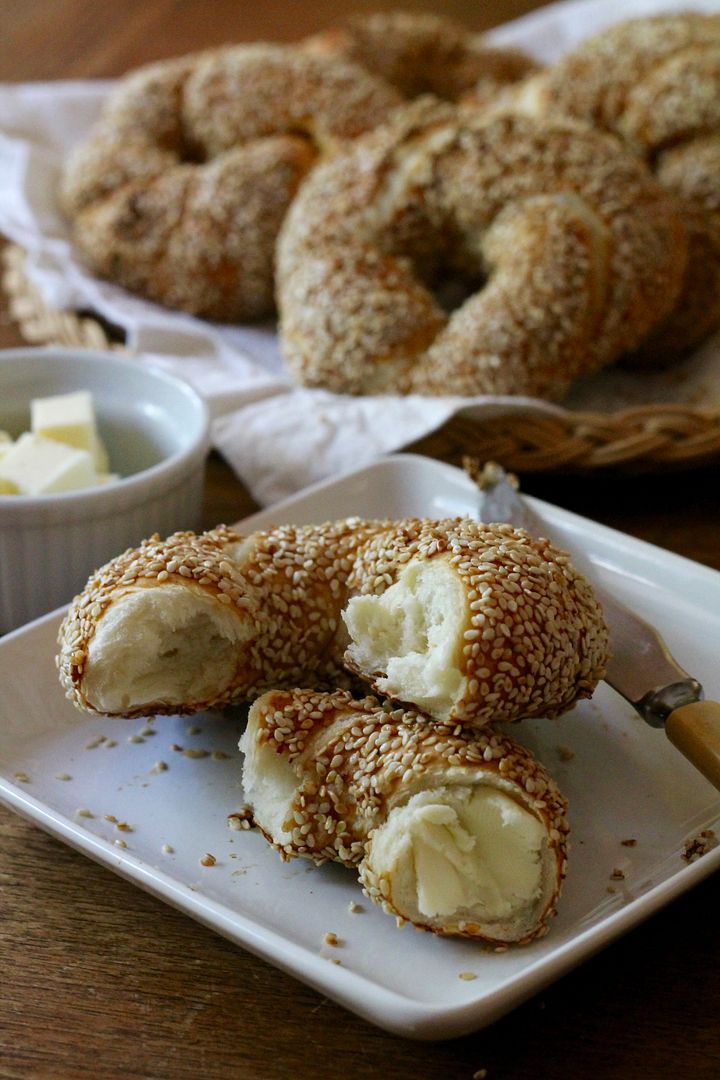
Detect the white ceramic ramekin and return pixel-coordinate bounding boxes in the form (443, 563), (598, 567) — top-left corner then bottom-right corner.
(0, 348), (211, 632)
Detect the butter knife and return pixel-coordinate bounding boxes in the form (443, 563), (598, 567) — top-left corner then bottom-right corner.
(468, 460), (720, 792)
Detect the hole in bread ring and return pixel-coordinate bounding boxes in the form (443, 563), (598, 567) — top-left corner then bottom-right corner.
(277, 102), (688, 399)
(61, 45), (403, 321)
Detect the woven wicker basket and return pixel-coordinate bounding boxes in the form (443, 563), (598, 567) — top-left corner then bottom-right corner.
(5, 243), (720, 473)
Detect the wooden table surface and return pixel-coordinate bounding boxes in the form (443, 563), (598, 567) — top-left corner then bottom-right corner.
(2, 2), (720, 1078)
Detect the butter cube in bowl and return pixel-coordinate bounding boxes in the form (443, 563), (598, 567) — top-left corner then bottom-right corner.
(0, 348), (210, 632)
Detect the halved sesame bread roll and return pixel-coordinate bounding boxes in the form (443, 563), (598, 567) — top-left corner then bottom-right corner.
(57, 519), (391, 717)
(343, 518), (609, 726)
(241, 688), (569, 944)
(58, 516), (608, 723)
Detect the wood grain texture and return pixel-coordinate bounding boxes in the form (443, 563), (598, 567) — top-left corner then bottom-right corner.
(2, 3), (720, 1078)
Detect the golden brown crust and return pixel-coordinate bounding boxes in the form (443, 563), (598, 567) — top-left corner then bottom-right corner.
(344, 517), (609, 727)
(276, 98), (687, 398)
(244, 687), (569, 943)
(60, 45), (402, 321)
(57, 516), (609, 727)
(56, 518), (393, 717)
(303, 10), (537, 102)
(504, 14), (720, 360)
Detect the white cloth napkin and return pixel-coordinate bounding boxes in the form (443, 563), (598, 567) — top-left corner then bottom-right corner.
(1, 0), (719, 505)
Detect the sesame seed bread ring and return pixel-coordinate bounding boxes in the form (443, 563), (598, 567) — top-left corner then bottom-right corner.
(60, 46), (402, 321)
(500, 13), (720, 360)
(276, 98), (687, 398)
(303, 10), (537, 103)
(241, 688), (569, 944)
(343, 517), (609, 727)
(57, 516), (609, 728)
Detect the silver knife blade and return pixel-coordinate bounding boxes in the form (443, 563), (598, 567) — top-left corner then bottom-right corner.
(470, 462), (703, 727)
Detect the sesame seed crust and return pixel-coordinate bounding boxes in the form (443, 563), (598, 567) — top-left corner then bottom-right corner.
(276, 97), (686, 399)
(244, 687), (570, 944)
(56, 518), (394, 717)
(500, 13), (720, 359)
(345, 516), (609, 727)
(60, 45), (402, 321)
(57, 516), (609, 724)
(302, 11), (537, 103)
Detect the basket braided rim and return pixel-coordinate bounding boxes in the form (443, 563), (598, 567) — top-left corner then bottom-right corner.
(4, 242), (720, 472)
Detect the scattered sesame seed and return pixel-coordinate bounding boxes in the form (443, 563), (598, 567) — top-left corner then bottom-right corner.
(323, 932), (340, 947)
(150, 761), (168, 774)
(162, 843), (174, 854)
(127, 735), (144, 744)
(183, 748), (209, 759)
(683, 829), (718, 863)
(114, 839), (127, 849)
(116, 822), (133, 833)
(55, 773), (72, 781)
(76, 808), (94, 818)
(228, 805), (254, 831)
(200, 853), (216, 867)
(13, 772), (30, 783)
(104, 814), (118, 823)
(459, 972), (477, 981)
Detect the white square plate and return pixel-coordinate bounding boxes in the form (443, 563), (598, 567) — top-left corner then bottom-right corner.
(1, 453), (719, 1040)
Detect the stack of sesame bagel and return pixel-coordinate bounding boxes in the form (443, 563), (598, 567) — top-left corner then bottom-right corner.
(61, 10), (720, 400)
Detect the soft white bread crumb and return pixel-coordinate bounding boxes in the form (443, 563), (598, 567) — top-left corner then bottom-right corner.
(367, 783), (550, 939)
(239, 722), (298, 843)
(83, 584), (253, 713)
(343, 557), (468, 720)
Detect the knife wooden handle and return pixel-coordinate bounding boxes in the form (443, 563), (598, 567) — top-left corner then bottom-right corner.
(666, 701), (720, 791)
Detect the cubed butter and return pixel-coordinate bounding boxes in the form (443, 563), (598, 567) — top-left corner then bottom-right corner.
(0, 433), (99, 495)
(31, 390), (109, 471)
